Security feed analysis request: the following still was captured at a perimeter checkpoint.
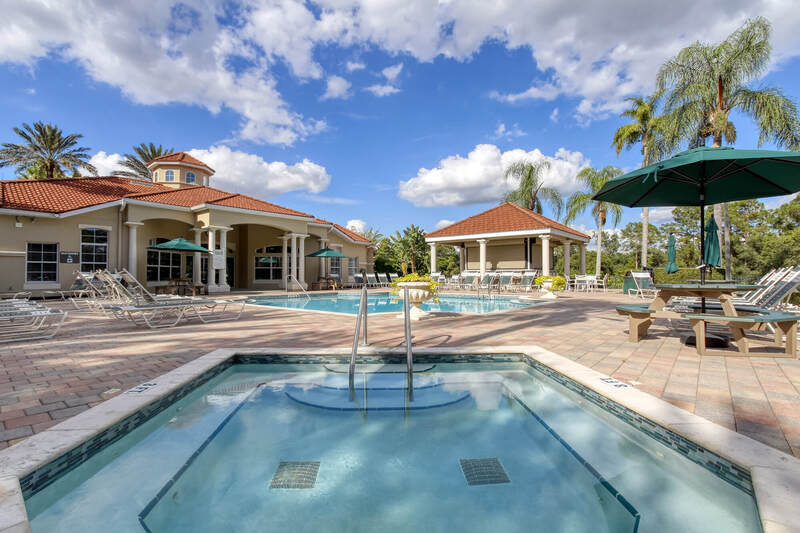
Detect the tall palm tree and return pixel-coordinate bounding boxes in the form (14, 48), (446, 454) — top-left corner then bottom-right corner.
(0, 122), (96, 179)
(564, 166), (624, 276)
(657, 16), (800, 277)
(503, 160), (563, 219)
(112, 143), (174, 180)
(612, 93), (676, 267)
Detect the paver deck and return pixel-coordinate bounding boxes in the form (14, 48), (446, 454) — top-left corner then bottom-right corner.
(1, 291), (799, 458)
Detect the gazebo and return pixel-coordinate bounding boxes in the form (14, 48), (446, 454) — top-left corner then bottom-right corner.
(425, 202), (591, 277)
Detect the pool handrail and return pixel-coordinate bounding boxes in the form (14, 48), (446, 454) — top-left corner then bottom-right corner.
(403, 285), (414, 402)
(349, 284), (369, 392)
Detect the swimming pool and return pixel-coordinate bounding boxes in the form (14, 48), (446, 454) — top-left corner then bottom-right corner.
(20, 353), (764, 533)
(248, 292), (545, 314)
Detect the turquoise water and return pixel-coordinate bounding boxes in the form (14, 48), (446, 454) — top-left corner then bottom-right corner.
(26, 363), (762, 532)
(248, 292), (543, 314)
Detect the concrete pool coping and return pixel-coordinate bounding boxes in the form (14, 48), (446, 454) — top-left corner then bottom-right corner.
(0, 345), (797, 533)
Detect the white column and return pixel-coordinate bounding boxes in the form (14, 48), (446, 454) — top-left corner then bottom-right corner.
(579, 244), (586, 275)
(219, 229), (230, 291)
(319, 238), (328, 277)
(430, 243), (437, 273)
(290, 234), (298, 288)
(206, 229), (216, 290)
(124, 222), (143, 278)
(298, 235), (306, 288)
(541, 235), (551, 276)
(525, 237), (531, 270)
(478, 239), (487, 278)
(281, 235), (289, 289)
(192, 228), (203, 285)
(563, 241), (571, 277)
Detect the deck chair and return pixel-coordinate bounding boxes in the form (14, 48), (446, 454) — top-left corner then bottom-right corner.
(496, 272), (516, 292)
(629, 271), (658, 299)
(366, 273), (381, 287)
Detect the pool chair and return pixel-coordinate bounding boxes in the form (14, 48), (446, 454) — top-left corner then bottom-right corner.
(0, 302), (67, 343)
(43, 275), (93, 301)
(596, 273), (609, 292)
(628, 271), (659, 299)
(388, 273), (399, 282)
(496, 272), (516, 292)
(515, 272), (536, 293)
(474, 272), (498, 292)
(366, 273), (382, 287)
(460, 274), (477, 290)
(112, 298), (246, 329)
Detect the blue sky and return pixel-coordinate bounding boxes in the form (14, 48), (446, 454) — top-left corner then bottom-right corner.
(2, 1), (800, 238)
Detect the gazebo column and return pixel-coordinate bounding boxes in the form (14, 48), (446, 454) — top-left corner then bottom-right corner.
(218, 229), (230, 292)
(430, 243), (437, 273)
(579, 244), (587, 275)
(290, 234), (298, 288)
(192, 227), (203, 285)
(541, 235), (551, 276)
(319, 237), (328, 277)
(563, 240), (571, 277)
(124, 222), (143, 278)
(298, 234), (307, 288)
(281, 235), (289, 289)
(206, 229), (217, 291)
(478, 239), (488, 278)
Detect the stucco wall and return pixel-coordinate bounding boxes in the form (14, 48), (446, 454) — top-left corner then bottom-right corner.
(151, 164), (211, 187)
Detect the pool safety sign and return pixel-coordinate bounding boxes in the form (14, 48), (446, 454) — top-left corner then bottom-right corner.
(60, 251), (80, 264)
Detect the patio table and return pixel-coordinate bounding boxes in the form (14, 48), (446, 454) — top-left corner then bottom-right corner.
(628, 283), (761, 341)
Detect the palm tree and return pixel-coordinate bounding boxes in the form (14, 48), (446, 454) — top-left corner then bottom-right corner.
(564, 166), (624, 276)
(0, 122), (96, 179)
(112, 143), (174, 180)
(612, 93), (676, 268)
(390, 224), (426, 274)
(362, 227), (384, 245)
(657, 16), (800, 277)
(503, 160), (563, 219)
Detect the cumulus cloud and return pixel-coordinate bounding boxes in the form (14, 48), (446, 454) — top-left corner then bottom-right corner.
(321, 75), (351, 100)
(435, 219), (455, 230)
(381, 63), (403, 81)
(645, 206), (675, 224)
(398, 143), (590, 207)
(346, 219), (367, 234)
(549, 108), (559, 123)
(346, 60), (366, 72)
(493, 123), (526, 139)
(365, 84), (400, 97)
(89, 151), (123, 176)
(187, 146), (330, 198)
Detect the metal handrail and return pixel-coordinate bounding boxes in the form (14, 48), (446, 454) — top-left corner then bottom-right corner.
(403, 286), (414, 402)
(348, 285), (369, 390)
(287, 274), (311, 300)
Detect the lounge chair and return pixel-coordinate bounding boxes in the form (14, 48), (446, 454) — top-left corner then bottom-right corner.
(0, 302), (67, 342)
(380, 273), (393, 286)
(474, 272), (498, 292)
(628, 271), (658, 299)
(513, 273), (536, 293)
(365, 273), (381, 288)
(43, 275), (93, 301)
(496, 272), (516, 292)
(112, 298), (246, 329)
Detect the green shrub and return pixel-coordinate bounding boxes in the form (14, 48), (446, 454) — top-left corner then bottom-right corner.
(390, 273), (439, 302)
(535, 275), (566, 291)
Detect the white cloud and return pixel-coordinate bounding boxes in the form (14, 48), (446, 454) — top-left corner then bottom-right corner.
(321, 75), (351, 100)
(299, 194), (358, 205)
(645, 206), (675, 224)
(187, 146), (330, 198)
(347, 219), (367, 234)
(398, 143), (590, 207)
(493, 122), (526, 139)
(346, 60), (366, 72)
(381, 62), (403, 81)
(23, 88), (35, 95)
(549, 108), (559, 123)
(365, 84), (400, 97)
(435, 219), (455, 230)
(89, 151), (123, 176)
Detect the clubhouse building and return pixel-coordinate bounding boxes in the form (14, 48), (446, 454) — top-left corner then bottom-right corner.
(0, 152), (371, 295)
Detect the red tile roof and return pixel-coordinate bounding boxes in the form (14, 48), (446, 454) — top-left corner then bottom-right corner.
(147, 152), (215, 172)
(426, 202), (589, 240)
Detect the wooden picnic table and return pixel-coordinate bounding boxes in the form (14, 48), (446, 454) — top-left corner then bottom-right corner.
(624, 283), (761, 342)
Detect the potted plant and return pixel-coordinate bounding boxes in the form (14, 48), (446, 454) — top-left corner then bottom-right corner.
(534, 275), (566, 299)
(391, 273), (439, 320)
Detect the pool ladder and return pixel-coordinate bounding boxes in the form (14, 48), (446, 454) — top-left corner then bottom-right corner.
(348, 284), (414, 401)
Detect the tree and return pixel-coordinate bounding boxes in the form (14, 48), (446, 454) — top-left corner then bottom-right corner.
(564, 166), (624, 276)
(612, 93), (676, 267)
(0, 122), (96, 179)
(112, 143), (174, 180)
(657, 17), (800, 278)
(390, 225), (427, 274)
(503, 160), (563, 219)
(362, 227), (384, 245)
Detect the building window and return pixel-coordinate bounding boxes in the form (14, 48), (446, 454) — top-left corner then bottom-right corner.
(330, 256), (341, 278)
(254, 247), (288, 281)
(80, 228), (108, 272)
(185, 255), (209, 284)
(26, 243), (58, 282)
(348, 257), (358, 278)
(186, 172), (195, 184)
(146, 248), (181, 282)
(165, 170), (174, 182)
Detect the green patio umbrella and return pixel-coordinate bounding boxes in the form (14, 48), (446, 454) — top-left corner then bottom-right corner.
(306, 248), (348, 258)
(148, 238), (210, 253)
(665, 233), (679, 274)
(703, 215), (721, 268)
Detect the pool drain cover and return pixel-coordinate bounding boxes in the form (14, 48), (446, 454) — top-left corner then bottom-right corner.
(270, 461), (320, 489)
(459, 458), (510, 486)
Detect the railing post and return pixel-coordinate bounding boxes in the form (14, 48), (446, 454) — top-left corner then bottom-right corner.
(360, 285), (368, 346)
(403, 286), (413, 402)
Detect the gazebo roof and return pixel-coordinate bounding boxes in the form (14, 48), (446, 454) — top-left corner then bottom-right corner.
(426, 202), (590, 242)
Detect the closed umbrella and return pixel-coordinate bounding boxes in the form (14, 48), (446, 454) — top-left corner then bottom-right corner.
(665, 233), (678, 274)
(703, 215), (721, 269)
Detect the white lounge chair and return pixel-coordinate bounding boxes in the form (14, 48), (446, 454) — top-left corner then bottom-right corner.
(629, 271), (659, 299)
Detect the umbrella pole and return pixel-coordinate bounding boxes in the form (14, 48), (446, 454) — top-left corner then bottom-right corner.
(700, 200), (706, 313)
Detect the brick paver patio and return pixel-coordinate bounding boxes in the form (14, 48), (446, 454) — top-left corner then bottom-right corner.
(1, 291), (799, 458)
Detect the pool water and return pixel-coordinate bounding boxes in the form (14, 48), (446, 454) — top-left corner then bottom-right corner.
(26, 363), (761, 533)
(248, 292), (544, 314)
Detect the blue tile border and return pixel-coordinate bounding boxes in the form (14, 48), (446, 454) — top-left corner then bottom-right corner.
(19, 351), (753, 505)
